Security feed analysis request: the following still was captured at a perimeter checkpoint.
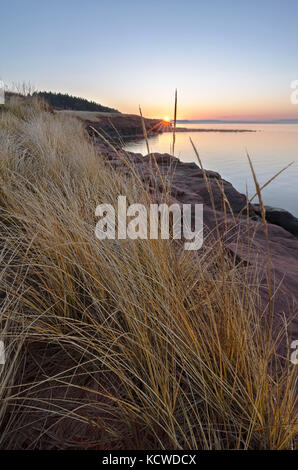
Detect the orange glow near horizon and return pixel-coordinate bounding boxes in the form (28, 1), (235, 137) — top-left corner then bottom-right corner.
(88, 87), (298, 122)
(139, 106), (298, 122)
(108, 93), (298, 122)
(114, 103), (298, 122)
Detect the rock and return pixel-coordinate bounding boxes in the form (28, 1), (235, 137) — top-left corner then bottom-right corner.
(96, 144), (255, 218)
(97, 146), (298, 353)
(147, 153), (180, 166)
(253, 204), (298, 236)
(86, 114), (165, 142)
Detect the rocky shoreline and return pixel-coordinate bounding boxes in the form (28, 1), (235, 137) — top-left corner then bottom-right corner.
(95, 137), (298, 347)
(95, 136), (298, 237)
(252, 204), (298, 237)
(72, 110), (256, 144)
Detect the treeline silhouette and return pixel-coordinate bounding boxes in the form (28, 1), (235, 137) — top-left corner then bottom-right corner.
(34, 91), (119, 113)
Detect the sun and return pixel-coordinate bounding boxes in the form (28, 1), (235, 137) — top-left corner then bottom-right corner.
(163, 116), (170, 122)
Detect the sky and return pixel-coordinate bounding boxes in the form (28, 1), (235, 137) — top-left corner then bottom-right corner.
(1, 0), (298, 120)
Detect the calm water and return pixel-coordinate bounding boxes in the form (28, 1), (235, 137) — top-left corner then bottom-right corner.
(124, 123), (298, 216)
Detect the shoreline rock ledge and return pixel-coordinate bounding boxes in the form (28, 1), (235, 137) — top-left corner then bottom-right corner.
(253, 204), (298, 237)
(96, 141), (298, 348)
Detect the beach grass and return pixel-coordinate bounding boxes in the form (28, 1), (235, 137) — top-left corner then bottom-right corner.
(0, 95), (297, 449)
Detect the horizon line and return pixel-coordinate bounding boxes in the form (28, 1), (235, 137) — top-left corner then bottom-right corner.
(175, 118), (298, 124)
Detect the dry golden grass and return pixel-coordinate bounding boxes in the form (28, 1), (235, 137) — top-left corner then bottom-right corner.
(0, 96), (297, 449)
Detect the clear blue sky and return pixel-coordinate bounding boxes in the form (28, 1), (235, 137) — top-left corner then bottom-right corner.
(1, 0), (298, 119)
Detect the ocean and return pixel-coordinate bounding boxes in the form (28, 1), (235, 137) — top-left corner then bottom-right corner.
(123, 122), (298, 216)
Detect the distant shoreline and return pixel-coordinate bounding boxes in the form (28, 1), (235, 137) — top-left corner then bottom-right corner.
(166, 127), (256, 133)
(176, 119), (298, 124)
(66, 110), (257, 143)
